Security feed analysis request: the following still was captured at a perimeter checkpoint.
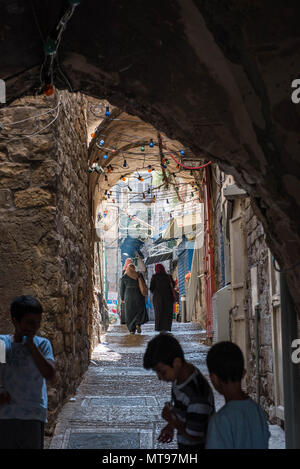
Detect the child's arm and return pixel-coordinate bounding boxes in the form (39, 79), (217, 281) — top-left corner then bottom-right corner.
(26, 335), (55, 381)
(162, 403), (206, 442)
(157, 424), (174, 443)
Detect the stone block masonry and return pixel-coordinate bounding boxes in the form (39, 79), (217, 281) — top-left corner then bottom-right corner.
(0, 91), (99, 433)
(245, 201), (281, 425)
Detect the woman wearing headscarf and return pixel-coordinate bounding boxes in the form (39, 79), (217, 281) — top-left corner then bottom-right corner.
(118, 258), (133, 324)
(120, 263), (148, 334)
(150, 263), (176, 332)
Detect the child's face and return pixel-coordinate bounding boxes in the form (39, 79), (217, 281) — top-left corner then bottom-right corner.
(153, 361), (178, 382)
(13, 313), (42, 338)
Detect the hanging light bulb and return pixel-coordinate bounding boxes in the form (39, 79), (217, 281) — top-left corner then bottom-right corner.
(152, 195), (156, 203)
(91, 133), (95, 138)
(149, 139), (154, 148)
(105, 106), (110, 117)
(143, 193), (146, 199)
(123, 160), (127, 168)
(148, 165), (152, 173)
(180, 150), (185, 155)
(166, 159), (169, 165)
(99, 139), (104, 146)
(141, 146), (145, 152)
(176, 164), (180, 170)
(166, 199), (169, 204)
(44, 38), (56, 55)
(103, 154), (108, 160)
(105, 175), (108, 181)
(190, 170), (193, 176)
(122, 175), (126, 182)
(162, 164), (167, 169)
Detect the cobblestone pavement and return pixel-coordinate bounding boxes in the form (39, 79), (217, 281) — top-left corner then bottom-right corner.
(49, 322), (285, 449)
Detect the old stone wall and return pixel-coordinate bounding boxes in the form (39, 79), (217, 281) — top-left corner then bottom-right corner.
(244, 199), (279, 424)
(210, 167), (280, 423)
(0, 90), (98, 432)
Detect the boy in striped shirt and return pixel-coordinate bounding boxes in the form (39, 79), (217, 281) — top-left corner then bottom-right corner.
(143, 333), (215, 451)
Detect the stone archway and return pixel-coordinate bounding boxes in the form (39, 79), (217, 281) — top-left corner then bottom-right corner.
(1, 1), (300, 441)
(3, 0), (300, 314)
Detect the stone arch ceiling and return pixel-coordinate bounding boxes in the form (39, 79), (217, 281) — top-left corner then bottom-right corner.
(2, 0), (300, 311)
(87, 102), (198, 219)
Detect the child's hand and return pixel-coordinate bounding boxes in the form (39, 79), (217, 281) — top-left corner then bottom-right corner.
(158, 424), (174, 444)
(162, 402), (176, 424)
(0, 392), (11, 405)
(25, 333), (35, 350)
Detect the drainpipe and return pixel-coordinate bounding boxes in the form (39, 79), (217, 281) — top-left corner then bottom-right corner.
(254, 304), (260, 405)
(280, 272), (300, 449)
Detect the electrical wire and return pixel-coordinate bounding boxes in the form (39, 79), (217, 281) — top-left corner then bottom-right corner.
(166, 147), (211, 170)
(0, 101), (61, 127)
(0, 101), (62, 141)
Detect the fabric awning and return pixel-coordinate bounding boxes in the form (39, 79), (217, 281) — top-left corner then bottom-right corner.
(145, 252), (173, 265)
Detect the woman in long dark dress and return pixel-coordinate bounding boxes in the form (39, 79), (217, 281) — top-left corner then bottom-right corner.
(150, 263), (175, 332)
(120, 263), (148, 334)
(119, 258), (133, 324)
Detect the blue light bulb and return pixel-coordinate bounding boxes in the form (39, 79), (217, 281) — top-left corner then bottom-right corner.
(103, 154), (108, 160)
(100, 139), (104, 146)
(123, 160), (127, 168)
(105, 107), (110, 117)
(180, 150), (184, 155)
(149, 139), (154, 148)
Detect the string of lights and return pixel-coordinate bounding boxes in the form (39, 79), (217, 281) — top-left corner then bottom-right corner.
(39, 0), (81, 94)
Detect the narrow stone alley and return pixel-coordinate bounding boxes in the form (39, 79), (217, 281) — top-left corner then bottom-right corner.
(49, 322), (285, 450)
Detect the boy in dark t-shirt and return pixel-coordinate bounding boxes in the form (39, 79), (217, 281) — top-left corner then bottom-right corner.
(143, 333), (215, 450)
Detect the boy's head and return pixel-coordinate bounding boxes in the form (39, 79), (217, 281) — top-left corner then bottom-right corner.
(143, 333), (185, 382)
(10, 295), (43, 337)
(206, 341), (245, 393)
